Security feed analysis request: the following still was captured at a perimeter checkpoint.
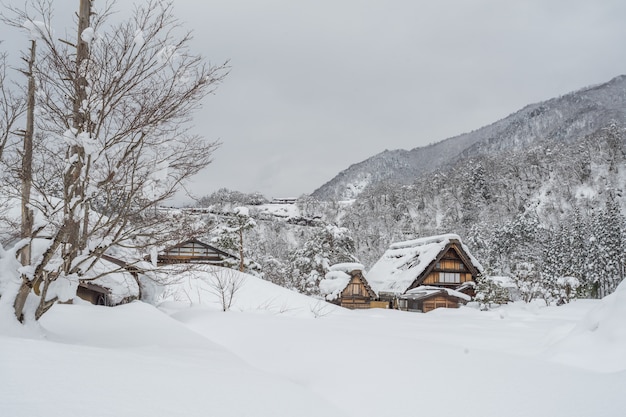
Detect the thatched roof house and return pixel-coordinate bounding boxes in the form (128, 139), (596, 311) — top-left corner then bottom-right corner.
(367, 234), (483, 312)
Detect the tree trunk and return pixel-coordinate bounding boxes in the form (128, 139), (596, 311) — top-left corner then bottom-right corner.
(14, 40), (37, 323)
(20, 39), (35, 265)
(238, 228), (244, 272)
(63, 0), (91, 272)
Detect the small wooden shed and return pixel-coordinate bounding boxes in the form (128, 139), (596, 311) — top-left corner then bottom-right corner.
(75, 254), (141, 306)
(339, 270), (378, 310)
(76, 282), (111, 306)
(320, 263), (388, 309)
(397, 286), (472, 313)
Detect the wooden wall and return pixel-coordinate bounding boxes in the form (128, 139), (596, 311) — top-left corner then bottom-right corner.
(76, 285), (109, 306)
(341, 298), (371, 309)
(369, 301), (389, 309)
(422, 295), (459, 312)
(340, 275), (373, 309)
(341, 276), (369, 298)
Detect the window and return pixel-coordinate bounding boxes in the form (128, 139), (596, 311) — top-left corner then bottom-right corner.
(436, 260), (466, 271)
(439, 272), (461, 283)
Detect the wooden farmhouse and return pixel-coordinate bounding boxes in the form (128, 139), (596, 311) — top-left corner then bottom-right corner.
(367, 234), (483, 313)
(156, 238), (237, 266)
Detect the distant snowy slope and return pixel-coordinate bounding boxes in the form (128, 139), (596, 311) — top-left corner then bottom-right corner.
(548, 279), (626, 372)
(312, 74), (626, 200)
(147, 264), (344, 317)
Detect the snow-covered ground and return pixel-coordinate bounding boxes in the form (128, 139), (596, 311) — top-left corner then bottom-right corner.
(1, 272), (625, 417)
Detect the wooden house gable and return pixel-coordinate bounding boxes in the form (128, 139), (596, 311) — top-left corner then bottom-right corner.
(158, 238), (236, 265)
(340, 271), (377, 300)
(406, 240), (480, 292)
(337, 270), (380, 310)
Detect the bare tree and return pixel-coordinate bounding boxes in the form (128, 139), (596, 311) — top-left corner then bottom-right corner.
(0, 54), (23, 156)
(0, 48), (26, 240)
(1, 0), (228, 321)
(202, 267), (246, 312)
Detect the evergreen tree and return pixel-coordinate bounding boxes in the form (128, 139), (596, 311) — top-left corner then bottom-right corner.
(212, 207), (257, 272)
(474, 274), (510, 310)
(587, 191), (626, 297)
(287, 225), (357, 296)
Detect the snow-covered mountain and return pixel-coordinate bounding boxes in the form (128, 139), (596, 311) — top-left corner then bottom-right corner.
(312, 75), (626, 200)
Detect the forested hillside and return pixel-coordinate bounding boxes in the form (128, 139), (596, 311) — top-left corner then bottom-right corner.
(340, 123), (626, 299)
(195, 75), (626, 303)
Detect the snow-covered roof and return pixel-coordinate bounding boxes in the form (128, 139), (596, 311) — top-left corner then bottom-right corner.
(319, 270), (351, 301)
(367, 234), (482, 294)
(81, 257), (140, 305)
(400, 285), (472, 302)
(329, 263), (365, 273)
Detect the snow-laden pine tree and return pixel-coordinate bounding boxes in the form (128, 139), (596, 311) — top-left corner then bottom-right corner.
(211, 206), (257, 272)
(587, 191), (626, 298)
(473, 274), (510, 310)
(287, 225), (357, 296)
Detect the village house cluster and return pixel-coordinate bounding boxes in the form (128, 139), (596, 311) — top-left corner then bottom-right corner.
(320, 234), (483, 313)
(61, 233), (483, 314)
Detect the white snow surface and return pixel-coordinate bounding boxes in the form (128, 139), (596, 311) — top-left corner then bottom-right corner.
(148, 264), (343, 316)
(233, 205), (249, 217)
(256, 202), (300, 218)
(1, 268), (625, 417)
(547, 279), (626, 372)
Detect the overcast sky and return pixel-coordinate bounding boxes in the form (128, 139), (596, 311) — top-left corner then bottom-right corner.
(5, 1), (626, 202)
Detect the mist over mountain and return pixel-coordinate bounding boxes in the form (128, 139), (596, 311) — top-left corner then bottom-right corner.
(312, 75), (626, 201)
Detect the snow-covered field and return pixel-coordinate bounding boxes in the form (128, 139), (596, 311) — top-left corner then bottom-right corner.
(1, 272), (625, 417)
